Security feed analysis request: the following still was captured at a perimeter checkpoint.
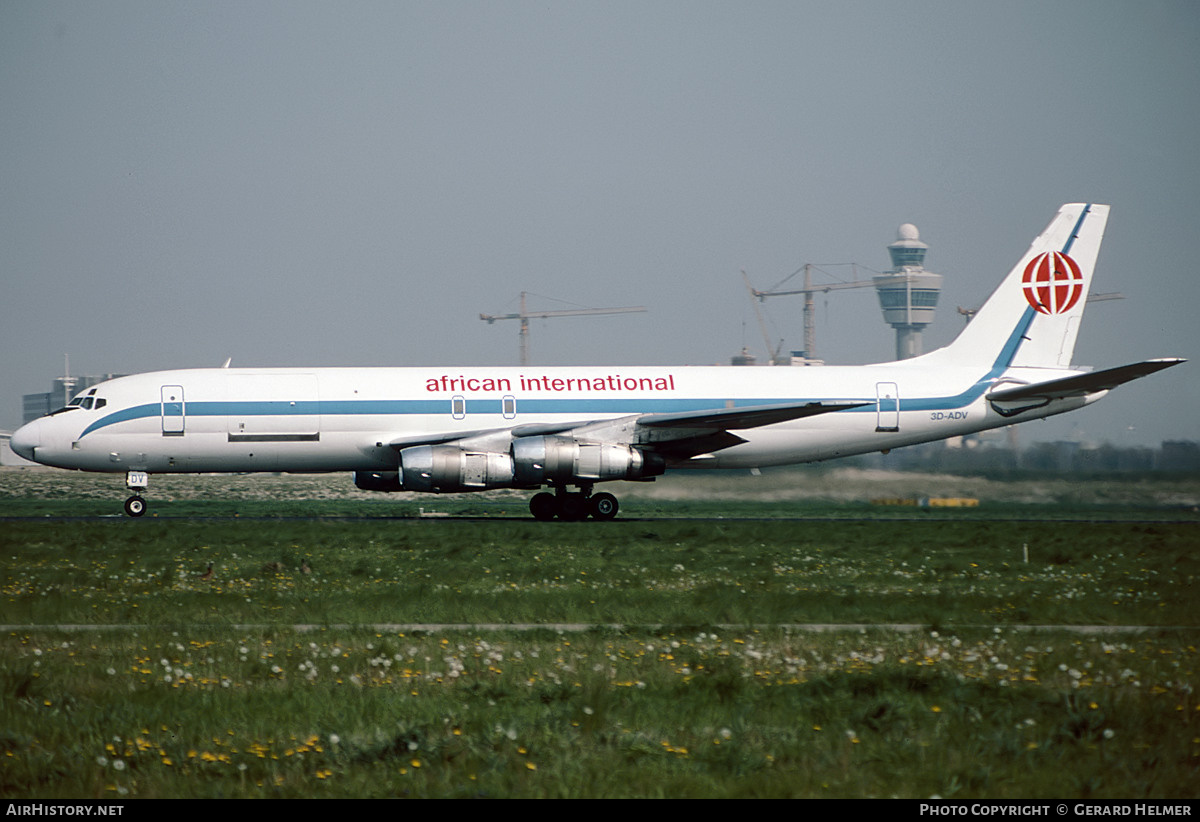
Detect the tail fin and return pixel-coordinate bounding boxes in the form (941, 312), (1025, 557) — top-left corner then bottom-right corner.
(917, 203), (1109, 370)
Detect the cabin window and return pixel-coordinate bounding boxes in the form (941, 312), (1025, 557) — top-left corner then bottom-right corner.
(451, 395), (466, 420)
(502, 395), (517, 419)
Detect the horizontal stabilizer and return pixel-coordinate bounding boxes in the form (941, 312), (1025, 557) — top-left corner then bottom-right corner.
(638, 400), (867, 430)
(987, 358), (1185, 403)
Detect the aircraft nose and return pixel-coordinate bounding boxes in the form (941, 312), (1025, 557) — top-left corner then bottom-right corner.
(10, 420), (40, 461)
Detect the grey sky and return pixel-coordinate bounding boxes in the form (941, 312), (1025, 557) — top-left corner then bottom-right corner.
(3, 1), (1196, 447)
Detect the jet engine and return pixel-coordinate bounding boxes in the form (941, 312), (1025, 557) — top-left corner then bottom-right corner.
(354, 437), (665, 494)
(397, 444), (516, 493)
(511, 436), (664, 485)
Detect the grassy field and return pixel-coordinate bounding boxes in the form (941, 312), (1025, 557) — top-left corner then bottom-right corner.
(2, 467), (1198, 798)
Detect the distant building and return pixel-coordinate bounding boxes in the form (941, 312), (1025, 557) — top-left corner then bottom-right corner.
(1159, 440), (1200, 472)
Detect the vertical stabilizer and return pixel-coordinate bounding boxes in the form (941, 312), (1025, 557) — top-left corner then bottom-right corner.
(914, 203), (1109, 370)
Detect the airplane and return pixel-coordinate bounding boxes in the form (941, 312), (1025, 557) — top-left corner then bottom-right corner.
(9, 203), (1184, 521)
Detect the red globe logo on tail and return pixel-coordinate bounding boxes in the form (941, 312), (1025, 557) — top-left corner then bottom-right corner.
(1022, 251), (1084, 315)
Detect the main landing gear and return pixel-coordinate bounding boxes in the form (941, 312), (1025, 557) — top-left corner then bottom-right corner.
(124, 470), (149, 518)
(528, 486), (619, 522)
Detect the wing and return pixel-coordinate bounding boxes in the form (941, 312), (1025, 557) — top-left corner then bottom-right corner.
(386, 419), (612, 449)
(386, 400), (867, 460)
(637, 400), (868, 430)
(603, 400), (868, 462)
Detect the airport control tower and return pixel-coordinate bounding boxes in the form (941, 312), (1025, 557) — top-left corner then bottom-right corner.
(873, 223), (943, 359)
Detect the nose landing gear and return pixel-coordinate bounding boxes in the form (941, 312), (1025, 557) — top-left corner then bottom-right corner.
(124, 470), (149, 518)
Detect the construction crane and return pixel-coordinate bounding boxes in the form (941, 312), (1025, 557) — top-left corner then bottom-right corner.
(741, 271), (786, 364)
(480, 292), (646, 366)
(746, 264), (876, 362)
(957, 292), (1125, 325)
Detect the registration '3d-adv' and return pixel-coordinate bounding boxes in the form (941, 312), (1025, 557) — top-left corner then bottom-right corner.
(11, 204), (1185, 520)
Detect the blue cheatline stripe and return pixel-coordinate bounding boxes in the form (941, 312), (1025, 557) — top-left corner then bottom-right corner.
(76, 387), (1000, 440)
(1062, 203), (1092, 256)
(80, 403), (160, 438)
(991, 308), (1037, 372)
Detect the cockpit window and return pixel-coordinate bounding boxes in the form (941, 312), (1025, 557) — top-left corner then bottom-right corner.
(52, 391), (104, 415)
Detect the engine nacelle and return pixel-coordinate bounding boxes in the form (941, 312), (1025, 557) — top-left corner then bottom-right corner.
(398, 444), (515, 493)
(512, 436), (664, 486)
(354, 470), (403, 492)
(363, 439), (663, 494)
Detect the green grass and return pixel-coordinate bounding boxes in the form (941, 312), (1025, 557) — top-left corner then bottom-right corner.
(2, 517), (1196, 627)
(1, 468), (1198, 797)
(3, 626), (1197, 798)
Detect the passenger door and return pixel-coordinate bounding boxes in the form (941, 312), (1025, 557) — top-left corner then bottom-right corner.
(161, 385), (185, 436)
(875, 382), (900, 433)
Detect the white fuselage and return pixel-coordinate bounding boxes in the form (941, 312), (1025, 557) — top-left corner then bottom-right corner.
(13, 362), (1092, 476)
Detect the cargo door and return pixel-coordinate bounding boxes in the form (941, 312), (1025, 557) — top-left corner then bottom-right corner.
(227, 373), (320, 442)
